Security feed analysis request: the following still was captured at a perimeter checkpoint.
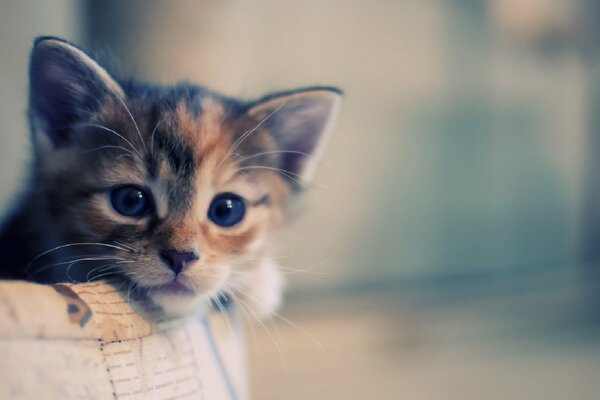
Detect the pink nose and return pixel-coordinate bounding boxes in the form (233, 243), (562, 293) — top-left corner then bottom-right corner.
(160, 249), (199, 274)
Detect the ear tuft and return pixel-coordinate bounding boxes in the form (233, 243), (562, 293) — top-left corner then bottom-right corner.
(29, 36), (124, 148)
(247, 87), (342, 187)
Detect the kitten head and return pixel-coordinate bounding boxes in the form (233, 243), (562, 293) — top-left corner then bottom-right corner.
(27, 37), (341, 315)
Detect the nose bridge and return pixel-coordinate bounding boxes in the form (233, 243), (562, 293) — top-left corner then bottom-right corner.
(157, 211), (200, 251)
(157, 214), (201, 274)
(171, 220), (199, 250)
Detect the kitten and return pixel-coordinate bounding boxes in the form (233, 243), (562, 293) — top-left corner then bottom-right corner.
(0, 36), (341, 317)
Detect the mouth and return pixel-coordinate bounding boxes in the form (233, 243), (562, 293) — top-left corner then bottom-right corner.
(149, 279), (195, 296)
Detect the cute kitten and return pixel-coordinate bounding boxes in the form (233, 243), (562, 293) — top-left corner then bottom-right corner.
(0, 36), (341, 317)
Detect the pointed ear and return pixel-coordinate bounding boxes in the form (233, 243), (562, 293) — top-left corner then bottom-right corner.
(28, 36), (124, 149)
(247, 87), (342, 187)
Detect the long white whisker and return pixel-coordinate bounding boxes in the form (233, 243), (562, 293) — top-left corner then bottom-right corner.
(52, 256), (125, 267)
(234, 150), (362, 189)
(278, 254), (336, 276)
(65, 258), (90, 282)
(26, 242), (131, 273)
(217, 101), (288, 172)
(231, 102), (287, 155)
(71, 123), (143, 159)
(235, 166), (320, 189)
(150, 118), (164, 150)
(83, 145), (137, 158)
(126, 280), (136, 305)
(211, 294), (235, 337)
(227, 288), (286, 366)
(228, 280), (329, 360)
(86, 263), (120, 281)
(279, 267), (333, 276)
(32, 256), (126, 277)
(272, 311), (329, 360)
(233, 150), (311, 165)
(114, 95), (147, 151)
(112, 241), (139, 253)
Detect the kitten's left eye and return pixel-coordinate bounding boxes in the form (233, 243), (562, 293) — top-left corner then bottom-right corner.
(208, 193), (246, 227)
(110, 185), (152, 217)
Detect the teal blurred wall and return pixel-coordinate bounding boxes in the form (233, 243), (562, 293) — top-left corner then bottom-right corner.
(0, 0), (83, 211)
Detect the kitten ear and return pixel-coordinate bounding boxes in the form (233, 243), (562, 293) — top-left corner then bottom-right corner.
(247, 87), (342, 186)
(28, 36), (124, 148)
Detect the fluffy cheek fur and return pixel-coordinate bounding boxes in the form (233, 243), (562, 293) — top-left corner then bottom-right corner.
(121, 218), (284, 318)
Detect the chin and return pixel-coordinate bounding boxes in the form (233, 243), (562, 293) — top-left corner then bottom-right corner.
(151, 291), (207, 318)
(144, 272), (228, 318)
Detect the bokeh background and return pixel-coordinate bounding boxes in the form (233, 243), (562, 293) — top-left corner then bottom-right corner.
(2, 1), (600, 399)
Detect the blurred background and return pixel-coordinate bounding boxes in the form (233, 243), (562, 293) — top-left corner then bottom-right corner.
(1, 1), (600, 398)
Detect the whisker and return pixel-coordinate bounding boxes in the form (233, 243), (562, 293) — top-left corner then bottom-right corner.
(228, 280), (329, 360)
(217, 101), (288, 172)
(52, 256), (125, 267)
(86, 263), (120, 281)
(235, 166), (321, 189)
(234, 150), (361, 189)
(65, 258), (86, 282)
(126, 280), (136, 305)
(233, 150), (309, 165)
(226, 287), (286, 367)
(272, 310), (329, 360)
(279, 268), (333, 276)
(278, 254), (336, 276)
(26, 242), (132, 276)
(150, 118), (164, 150)
(115, 153), (136, 162)
(83, 145), (137, 158)
(112, 240), (139, 253)
(71, 123), (143, 159)
(114, 95), (147, 152)
(31, 256), (125, 278)
(211, 294), (235, 337)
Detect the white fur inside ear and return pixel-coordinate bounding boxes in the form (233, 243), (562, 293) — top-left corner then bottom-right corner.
(298, 93), (341, 185)
(246, 89), (342, 187)
(42, 39), (125, 99)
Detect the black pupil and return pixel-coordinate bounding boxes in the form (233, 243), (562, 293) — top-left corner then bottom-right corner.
(112, 186), (148, 217)
(216, 200), (232, 217)
(209, 194), (245, 227)
(124, 191), (142, 208)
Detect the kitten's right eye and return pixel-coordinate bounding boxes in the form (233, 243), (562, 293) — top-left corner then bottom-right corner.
(110, 185), (152, 218)
(208, 193), (246, 227)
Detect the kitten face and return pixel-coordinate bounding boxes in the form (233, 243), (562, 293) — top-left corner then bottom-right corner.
(24, 37), (341, 316)
(46, 97), (286, 310)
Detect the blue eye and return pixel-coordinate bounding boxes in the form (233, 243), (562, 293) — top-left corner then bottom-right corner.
(208, 193), (246, 227)
(110, 185), (152, 217)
